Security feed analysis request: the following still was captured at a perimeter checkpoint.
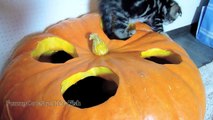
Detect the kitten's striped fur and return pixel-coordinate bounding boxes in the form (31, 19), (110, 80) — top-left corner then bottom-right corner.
(99, 0), (182, 39)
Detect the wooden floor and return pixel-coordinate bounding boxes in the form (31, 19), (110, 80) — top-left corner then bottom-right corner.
(167, 24), (213, 67)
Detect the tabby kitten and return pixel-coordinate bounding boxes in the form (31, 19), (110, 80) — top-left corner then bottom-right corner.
(99, 0), (182, 39)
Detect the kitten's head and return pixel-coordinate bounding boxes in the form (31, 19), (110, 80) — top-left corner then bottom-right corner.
(164, 1), (182, 24)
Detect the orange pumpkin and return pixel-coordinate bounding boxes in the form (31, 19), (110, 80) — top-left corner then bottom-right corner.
(0, 13), (205, 120)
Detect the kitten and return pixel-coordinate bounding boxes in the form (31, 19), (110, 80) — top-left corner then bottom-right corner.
(99, 0), (182, 39)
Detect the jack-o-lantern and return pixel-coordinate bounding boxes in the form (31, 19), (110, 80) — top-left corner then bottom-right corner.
(0, 13), (205, 120)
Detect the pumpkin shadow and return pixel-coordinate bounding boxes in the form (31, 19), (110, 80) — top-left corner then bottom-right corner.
(0, 1), (33, 75)
(89, 0), (99, 13)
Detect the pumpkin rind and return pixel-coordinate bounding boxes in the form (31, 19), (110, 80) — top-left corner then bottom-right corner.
(0, 13), (205, 120)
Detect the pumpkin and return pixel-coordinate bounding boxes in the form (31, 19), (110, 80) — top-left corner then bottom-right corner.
(0, 13), (205, 120)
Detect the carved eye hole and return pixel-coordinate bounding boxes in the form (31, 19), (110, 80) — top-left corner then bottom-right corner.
(141, 48), (182, 64)
(31, 37), (78, 63)
(38, 50), (73, 63)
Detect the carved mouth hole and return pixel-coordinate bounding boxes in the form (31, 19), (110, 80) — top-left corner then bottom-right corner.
(63, 76), (118, 108)
(38, 50), (73, 63)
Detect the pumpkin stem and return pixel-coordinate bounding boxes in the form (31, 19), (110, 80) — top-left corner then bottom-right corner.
(89, 33), (108, 56)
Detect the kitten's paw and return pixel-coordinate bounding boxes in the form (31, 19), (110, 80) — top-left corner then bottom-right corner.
(127, 23), (136, 36)
(153, 27), (163, 33)
(128, 29), (136, 36)
(114, 29), (130, 40)
(113, 29), (136, 40)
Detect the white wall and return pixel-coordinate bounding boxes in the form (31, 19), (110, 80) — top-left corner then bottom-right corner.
(0, 0), (94, 74)
(164, 0), (201, 31)
(0, 0), (206, 74)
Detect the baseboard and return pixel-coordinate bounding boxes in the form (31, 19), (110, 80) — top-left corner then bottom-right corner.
(166, 23), (198, 37)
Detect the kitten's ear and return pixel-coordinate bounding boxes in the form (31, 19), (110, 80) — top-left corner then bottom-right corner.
(176, 5), (182, 17)
(170, 3), (182, 18)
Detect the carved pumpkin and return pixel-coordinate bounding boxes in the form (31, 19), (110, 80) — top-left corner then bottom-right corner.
(0, 13), (205, 120)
